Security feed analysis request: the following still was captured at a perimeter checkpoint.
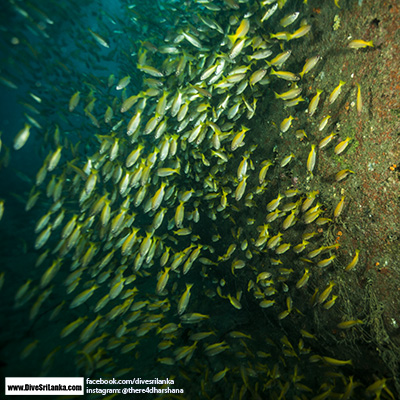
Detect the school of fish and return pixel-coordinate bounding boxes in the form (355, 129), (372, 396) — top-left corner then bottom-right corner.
(1, 0), (397, 398)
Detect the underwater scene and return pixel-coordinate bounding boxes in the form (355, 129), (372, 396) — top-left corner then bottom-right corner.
(1, 0), (400, 398)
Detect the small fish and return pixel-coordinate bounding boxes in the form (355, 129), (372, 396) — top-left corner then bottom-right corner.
(191, 85), (212, 98)
(24, 113), (42, 129)
(189, 331), (215, 341)
(178, 283), (194, 315)
(229, 38), (246, 59)
(270, 31), (291, 41)
(249, 68), (267, 86)
(328, 80), (346, 104)
(157, 167), (180, 177)
(20, 340), (39, 360)
(69, 91), (80, 112)
(279, 268), (294, 276)
(235, 175), (248, 201)
(337, 319), (363, 329)
(259, 299), (275, 308)
(137, 64), (164, 77)
(282, 209), (296, 230)
(323, 294), (338, 310)
(259, 160), (273, 184)
(285, 188), (299, 198)
(127, 111), (142, 136)
(204, 341), (229, 356)
(70, 285), (99, 309)
(229, 331), (252, 340)
(319, 115), (331, 131)
(120, 95), (139, 113)
(319, 132), (336, 149)
(47, 146), (62, 171)
(200, 64), (217, 81)
(139, 232), (153, 257)
(257, 271), (272, 282)
(182, 30), (203, 48)
(60, 316), (87, 338)
(0, 75), (18, 89)
(334, 137), (351, 155)
(267, 194), (284, 212)
(289, 24), (312, 40)
(281, 153), (295, 167)
(14, 123), (31, 150)
(231, 126), (249, 151)
(307, 144), (317, 174)
(275, 242), (291, 254)
(318, 281), (335, 304)
(227, 294), (242, 309)
(365, 378), (393, 399)
(248, 49), (273, 60)
(174, 341), (197, 360)
(237, 155), (249, 181)
(348, 39), (373, 49)
(104, 105), (113, 123)
(299, 330), (316, 341)
(270, 68), (299, 81)
(295, 129), (307, 139)
(155, 91), (169, 116)
(280, 116), (294, 132)
(116, 76), (131, 90)
(261, 3), (278, 23)
(308, 89), (323, 116)
(317, 217), (333, 226)
(278, 310), (290, 320)
(282, 97), (303, 107)
(0, 200), (4, 221)
(322, 356), (352, 366)
(308, 245), (326, 258)
(317, 255), (336, 268)
(296, 268), (310, 289)
(266, 209), (281, 223)
(35, 225), (52, 249)
(356, 83), (363, 115)
(274, 86), (302, 100)
(280, 12), (299, 28)
(266, 50), (291, 68)
(156, 267), (171, 294)
(267, 232), (283, 249)
(293, 240), (309, 254)
(212, 367), (230, 383)
(299, 55), (321, 79)
(228, 18), (250, 44)
(345, 249), (360, 271)
(336, 169), (354, 181)
(152, 182), (167, 211)
(334, 195), (345, 218)
(88, 28), (109, 48)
